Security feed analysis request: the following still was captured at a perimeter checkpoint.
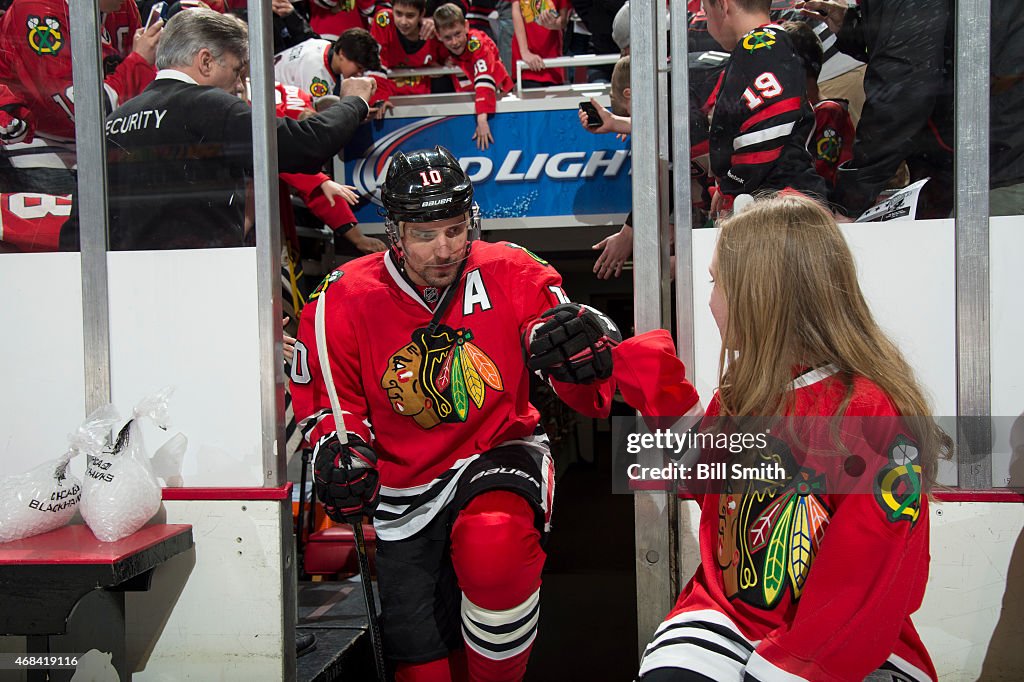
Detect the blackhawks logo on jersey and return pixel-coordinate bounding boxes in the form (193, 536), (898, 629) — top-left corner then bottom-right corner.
(309, 77), (331, 99)
(816, 128), (842, 163)
(717, 435), (832, 610)
(505, 242), (549, 266)
(741, 27), (776, 53)
(380, 325), (503, 429)
(375, 11), (390, 27)
(27, 15), (64, 56)
(309, 269), (344, 300)
(874, 434), (923, 526)
(467, 35), (482, 52)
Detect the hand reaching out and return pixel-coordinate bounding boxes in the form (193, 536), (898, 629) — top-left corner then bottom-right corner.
(592, 223), (634, 279)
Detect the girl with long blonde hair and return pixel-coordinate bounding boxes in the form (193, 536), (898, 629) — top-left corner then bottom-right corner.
(638, 193), (951, 682)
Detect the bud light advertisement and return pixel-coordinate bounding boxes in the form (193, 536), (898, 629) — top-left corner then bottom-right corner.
(341, 109), (632, 229)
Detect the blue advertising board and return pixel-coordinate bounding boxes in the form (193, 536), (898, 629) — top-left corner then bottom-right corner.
(341, 108), (632, 229)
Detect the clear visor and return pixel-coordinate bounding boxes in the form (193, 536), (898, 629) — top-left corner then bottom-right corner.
(400, 215), (474, 266)
(401, 216), (471, 242)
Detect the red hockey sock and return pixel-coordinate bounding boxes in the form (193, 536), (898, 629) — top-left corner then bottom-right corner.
(395, 649), (468, 682)
(450, 491), (545, 682)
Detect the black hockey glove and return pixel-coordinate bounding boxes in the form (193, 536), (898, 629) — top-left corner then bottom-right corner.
(312, 432), (380, 523)
(527, 303), (622, 384)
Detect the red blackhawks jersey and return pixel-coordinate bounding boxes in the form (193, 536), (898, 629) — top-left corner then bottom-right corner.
(640, 367), (935, 682)
(0, 0), (154, 142)
(0, 191), (71, 252)
(370, 8), (445, 99)
(309, 0), (375, 40)
(291, 242), (606, 490)
(446, 29), (512, 115)
(709, 24), (825, 201)
(511, 0), (568, 85)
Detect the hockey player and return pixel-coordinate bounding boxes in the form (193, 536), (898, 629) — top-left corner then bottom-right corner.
(0, 0), (161, 193)
(274, 28), (389, 112)
(701, 0), (825, 214)
(433, 3), (512, 151)
(370, 0), (447, 100)
(636, 193), (947, 682)
(290, 145), (696, 681)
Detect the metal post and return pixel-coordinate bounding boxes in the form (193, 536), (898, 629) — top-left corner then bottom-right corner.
(70, 0), (112, 413)
(954, 0), (992, 489)
(249, 0), (286, 489)
(670, 8), (695, 381)
(249, 4), (293, 676)
(630, 0), (673, 657)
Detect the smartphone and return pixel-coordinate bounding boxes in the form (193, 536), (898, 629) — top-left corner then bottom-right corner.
(579, 100), (602, 128)
(145, 1), (165, 29)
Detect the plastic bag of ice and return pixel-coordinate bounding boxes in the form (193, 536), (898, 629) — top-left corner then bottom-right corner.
(80, 388), (172, 542)
(0, 404), (120, 543)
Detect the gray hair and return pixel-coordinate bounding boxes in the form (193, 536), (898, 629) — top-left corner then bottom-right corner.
(155, 8), (249, 70)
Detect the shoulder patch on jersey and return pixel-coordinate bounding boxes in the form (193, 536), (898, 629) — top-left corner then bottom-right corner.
(375, 11), (390, 27)
(309, 269), (344, 301)
(874, 434), (923, 526)
(309, 76), (330, 99)
(468, 35), (481, 52)
(505, 242), (549, 266)
(27, 15), (64, 56)
(815, 128), (841, 163)
(741, 27), (777, 54)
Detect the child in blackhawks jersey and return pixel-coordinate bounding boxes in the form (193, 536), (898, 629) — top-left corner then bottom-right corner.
(637, 193), (951, 682)
(701, 0), (826, 215)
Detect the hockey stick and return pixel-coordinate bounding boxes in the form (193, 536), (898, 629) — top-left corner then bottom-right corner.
(314, 287), (388, 682)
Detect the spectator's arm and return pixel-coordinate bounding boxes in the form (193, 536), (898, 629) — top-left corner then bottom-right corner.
(276, 95), (369, 173)
(511, 2), (543, 71)
(832, 0), (948, 216)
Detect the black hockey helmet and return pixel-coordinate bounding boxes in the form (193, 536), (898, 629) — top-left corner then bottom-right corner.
(380, 146), (480, 261)
(380, 146), (475, 223)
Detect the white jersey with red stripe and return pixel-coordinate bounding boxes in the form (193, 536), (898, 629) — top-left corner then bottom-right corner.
(273, 38), (339, 108)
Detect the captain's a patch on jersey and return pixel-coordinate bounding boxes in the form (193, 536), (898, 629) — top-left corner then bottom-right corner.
(309, 77), (330, 99)
(309, 270), (344, 301)
(27, 15), (64, 56)
(505, 242), (549, 266)
(873, 434), (923, 526)
(741, 27), (777, 53)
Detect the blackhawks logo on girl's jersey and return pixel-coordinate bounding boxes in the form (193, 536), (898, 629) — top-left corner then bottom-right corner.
(717, 435), (832, 609)
(380, 324), (503, 429)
